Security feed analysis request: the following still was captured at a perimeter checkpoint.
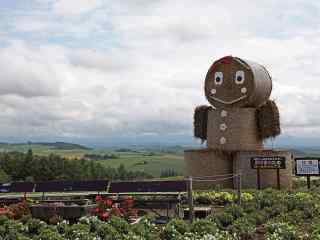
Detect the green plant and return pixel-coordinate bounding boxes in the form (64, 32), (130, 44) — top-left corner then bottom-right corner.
(228, 217), (256, 240)
(265, 222), (298, 240)
(161, 219), (189, 240)
(190, 219), (218, 236)
(213, 212), (235, 228)
(96, 223), (121, 240)
(131, 217), (160, 240)
(225, 204), (245, 219)
(34, 228), (64, 240)
(25, 218), (46, 235)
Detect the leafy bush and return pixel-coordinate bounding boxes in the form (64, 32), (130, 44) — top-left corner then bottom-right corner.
(228, 217), (256, 240)
(265, 222), (299, 240)
(131, 217), (160, 240)
(161, 219), (189, 240)
(96, 223), (121, 240)
(213, 212), (235, 228)
(194, 191), (235, 205)
(34, 228), (64, 240)
(190, 219), (218, 236)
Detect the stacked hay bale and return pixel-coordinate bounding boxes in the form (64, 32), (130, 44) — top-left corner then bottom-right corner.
(184, 56), (292, 189)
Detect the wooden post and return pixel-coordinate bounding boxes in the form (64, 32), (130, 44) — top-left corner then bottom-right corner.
(257, 169), (261, 190)
(307, 176), (311, 189)
(237, 172), (242, 205)
(276, 169), (281, 190)
(187, 176), (194, 223)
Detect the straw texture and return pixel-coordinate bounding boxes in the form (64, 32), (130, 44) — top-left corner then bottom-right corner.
(233, 150), (292, 189)
(204, 56), (272, 109)
(257, 100), (281, 140)
(206, 108), (263, 151)
(184, 148), (234, 189)
(194, 105), (212, 141)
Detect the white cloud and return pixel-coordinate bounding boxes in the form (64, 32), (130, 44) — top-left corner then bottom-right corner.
(53, 0), (102, 16)
(0, 0), (320, 144)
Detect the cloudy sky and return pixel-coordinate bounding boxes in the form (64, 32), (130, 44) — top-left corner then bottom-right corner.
(0, 0), (320, 147)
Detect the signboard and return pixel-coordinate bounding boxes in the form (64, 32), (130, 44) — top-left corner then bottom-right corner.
(0, 183), (11, 193)
(251, 156), (286, 169)
(295, 158), (320, 176)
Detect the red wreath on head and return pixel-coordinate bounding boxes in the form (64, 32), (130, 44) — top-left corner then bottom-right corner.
(209, 55), (233, 72)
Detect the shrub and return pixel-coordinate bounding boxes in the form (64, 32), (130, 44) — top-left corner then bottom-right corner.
(25, 218), (46, 235)
(190, 219), (218, 236)
(241, 192), (254, 202)
(96, 223), (121, 240)
(34, 228), (64, 240)
(213, 212), (235, 228)
(64, 223), (93, 240)
(247, 211), (268, 226)
(162, 219), (189, 240)
(265, 222), (298, 240)
(228, 217), (256, 240)
(131, 217), (160, 240)
(225, 204), (245, 219)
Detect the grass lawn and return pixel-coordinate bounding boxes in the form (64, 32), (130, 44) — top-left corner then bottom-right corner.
(96, 151), (186, 177)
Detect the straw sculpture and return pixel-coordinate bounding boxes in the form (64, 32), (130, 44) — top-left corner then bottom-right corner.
(193, 55), (281, 149)
(186, 55), (290, 189)
(257, 100), (281, 139)
(194, 105), (212, 141)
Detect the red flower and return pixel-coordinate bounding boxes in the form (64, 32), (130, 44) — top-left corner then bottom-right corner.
(118, 207), (124, 214)
(95, 195), (103, 201)
(105, 199), (113, 207)
(114, 207), (124, 217)
(101, 212), (109, 221)
(94, 207), (100, 213)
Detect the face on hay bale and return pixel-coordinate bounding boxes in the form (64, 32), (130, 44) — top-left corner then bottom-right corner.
(204, 56), (272, 109)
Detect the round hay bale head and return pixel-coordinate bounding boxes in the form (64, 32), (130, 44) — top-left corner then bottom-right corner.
(204, 56), (272, 108)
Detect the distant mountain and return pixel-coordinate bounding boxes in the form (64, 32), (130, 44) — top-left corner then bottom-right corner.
(0, 142), (91, 151)
(33, 142), (92, 150)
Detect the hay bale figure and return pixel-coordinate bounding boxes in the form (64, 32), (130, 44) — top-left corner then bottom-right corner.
(185, 56), (291, 189)
(194, 55), (281, 147)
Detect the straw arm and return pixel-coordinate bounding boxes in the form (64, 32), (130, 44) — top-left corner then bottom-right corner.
(256, 100), (281, 140)
(193, 105), (212, 142)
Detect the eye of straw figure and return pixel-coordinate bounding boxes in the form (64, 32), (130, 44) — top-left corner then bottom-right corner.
(194, 56), (281, 146)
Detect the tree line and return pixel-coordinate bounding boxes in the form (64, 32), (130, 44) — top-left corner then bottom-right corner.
(0, 150), (152, 183)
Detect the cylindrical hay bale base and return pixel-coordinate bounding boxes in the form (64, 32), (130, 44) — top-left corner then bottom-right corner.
(207, 108), (263, 151)
(233, 150), (292, 189)
(184, 148), (233, 189)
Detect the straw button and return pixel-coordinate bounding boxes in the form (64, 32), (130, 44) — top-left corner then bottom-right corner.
(221, 110), (228, 117)
(220, 123), (227, 131)
(220, 137), (226, 145)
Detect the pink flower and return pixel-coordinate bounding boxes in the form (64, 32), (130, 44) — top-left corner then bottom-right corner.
(95, 195), (103, 201)
(101, 212), (109, 221)
(105, 199), (113, 207)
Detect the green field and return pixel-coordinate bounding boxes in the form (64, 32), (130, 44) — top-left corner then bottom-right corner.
(0, 143), (186, 177)
(95, 151), (185, 177)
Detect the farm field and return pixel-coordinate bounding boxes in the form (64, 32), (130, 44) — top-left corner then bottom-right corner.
(95, 151), (185, 177)
(0, 143), (187, 177)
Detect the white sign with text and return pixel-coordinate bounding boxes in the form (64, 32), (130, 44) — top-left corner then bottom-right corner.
(296, 159), (319, 175)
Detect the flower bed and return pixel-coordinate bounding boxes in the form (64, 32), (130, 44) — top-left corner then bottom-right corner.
(2, 189), (320, 239)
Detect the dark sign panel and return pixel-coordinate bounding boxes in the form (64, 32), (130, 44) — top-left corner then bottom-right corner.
(35, 180), (108, 192)
(11, 182), (34, 192)
(109, 180), (187, 193)
(0, 183), (11, 193)
(251, 156), (286, 169)
(295, 158), (320, 176)
(0, 182), (34, 193)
